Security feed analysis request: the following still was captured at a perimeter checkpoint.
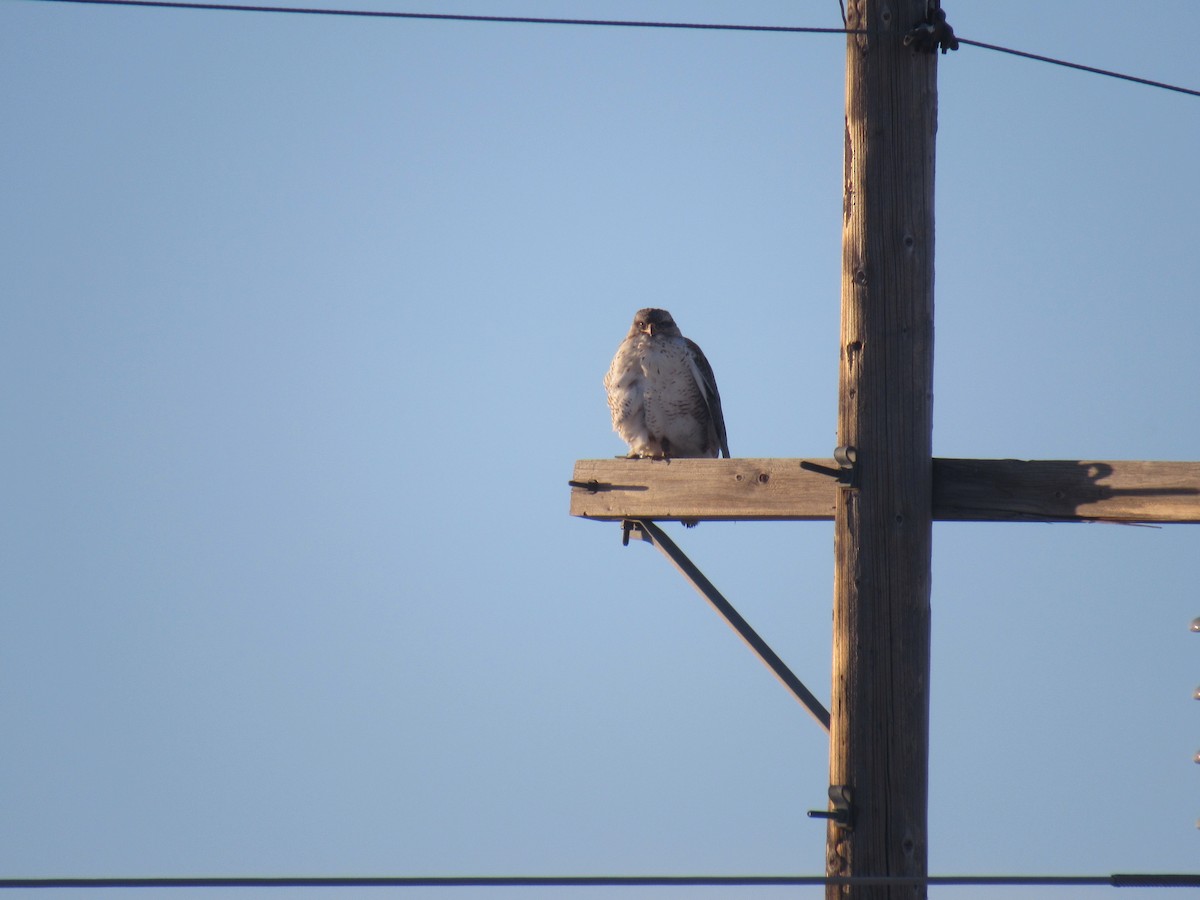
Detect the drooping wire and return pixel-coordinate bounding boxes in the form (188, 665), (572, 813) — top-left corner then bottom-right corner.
(24, 0), (1200, 99)
(957, 36), (1200, 98)
(24, 0), (862, 35)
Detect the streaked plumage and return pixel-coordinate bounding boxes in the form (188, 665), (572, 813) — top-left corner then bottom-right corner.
(604, 308), (729, 460)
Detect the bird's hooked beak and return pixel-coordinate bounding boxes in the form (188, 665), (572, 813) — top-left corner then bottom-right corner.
(640, 322), (655, 336)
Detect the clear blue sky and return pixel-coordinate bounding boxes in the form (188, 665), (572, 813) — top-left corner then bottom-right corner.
(2, 1), (1198, 898)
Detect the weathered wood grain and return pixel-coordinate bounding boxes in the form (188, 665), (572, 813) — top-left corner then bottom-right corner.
(934, 458), (1200, 523)
(569, 458), (839, 522)
(832, 3), (938, 892)
(569, 458), (1200, 524)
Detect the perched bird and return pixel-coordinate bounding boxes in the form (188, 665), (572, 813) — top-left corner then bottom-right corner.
(604, 308), (730, 460)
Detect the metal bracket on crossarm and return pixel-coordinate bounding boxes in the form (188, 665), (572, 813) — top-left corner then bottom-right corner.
(620, 519), (831, 733)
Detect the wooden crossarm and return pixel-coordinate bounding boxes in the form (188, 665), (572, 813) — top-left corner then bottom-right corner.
(569, 458), (1200, 524)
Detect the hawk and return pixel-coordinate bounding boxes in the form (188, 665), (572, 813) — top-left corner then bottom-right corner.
(604, 308), (730, 460)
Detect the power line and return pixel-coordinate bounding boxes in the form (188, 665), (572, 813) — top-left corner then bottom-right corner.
(25, 0), (861, 35)
(958, 36), (1200, 98)
(26, 0), (1200, 99)
(2, 873), (1199, 889)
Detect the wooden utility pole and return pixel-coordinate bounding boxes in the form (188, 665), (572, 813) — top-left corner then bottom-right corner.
(829, 1), (937, 897)
(569, 0), (1199, 891)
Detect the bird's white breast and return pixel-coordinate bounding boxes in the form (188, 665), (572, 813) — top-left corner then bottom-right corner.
(605, 333), (712, 458)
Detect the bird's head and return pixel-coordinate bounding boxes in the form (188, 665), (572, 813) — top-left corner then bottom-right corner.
(631, 308), (681, 339)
